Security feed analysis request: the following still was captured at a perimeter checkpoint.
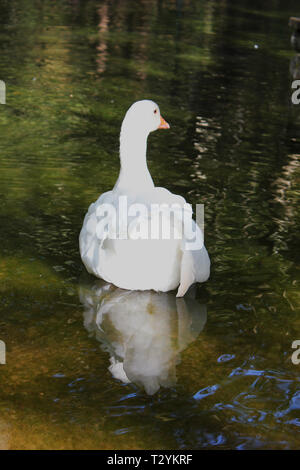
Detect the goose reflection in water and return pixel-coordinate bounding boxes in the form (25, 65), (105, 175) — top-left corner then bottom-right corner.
(79, 280), (207, 395)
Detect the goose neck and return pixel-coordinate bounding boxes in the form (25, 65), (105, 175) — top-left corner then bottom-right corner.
(117, 129), (154, 191)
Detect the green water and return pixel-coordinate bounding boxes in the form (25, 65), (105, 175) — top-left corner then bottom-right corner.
(0, 0), (299, 450)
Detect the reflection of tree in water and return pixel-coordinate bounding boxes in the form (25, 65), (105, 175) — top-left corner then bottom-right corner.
(272, 152), (300, 258)
(289, 17), (300, 79)
(96, 2), (109, 76)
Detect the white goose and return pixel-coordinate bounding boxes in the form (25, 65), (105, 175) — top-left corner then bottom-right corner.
(79, 100), (210, 296)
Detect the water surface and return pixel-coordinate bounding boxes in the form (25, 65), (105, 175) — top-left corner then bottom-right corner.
(0, 0), (299, 450)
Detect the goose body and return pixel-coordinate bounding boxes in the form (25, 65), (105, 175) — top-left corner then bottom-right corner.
(79, 100), (210, 296)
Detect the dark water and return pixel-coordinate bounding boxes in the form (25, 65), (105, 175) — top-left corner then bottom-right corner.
(0, 0), (299, 450)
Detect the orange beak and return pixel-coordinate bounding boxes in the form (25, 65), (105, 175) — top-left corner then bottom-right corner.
(158, 115), (170, 129)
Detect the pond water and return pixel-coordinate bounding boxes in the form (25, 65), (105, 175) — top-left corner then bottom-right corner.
(0, 0), (299, 450)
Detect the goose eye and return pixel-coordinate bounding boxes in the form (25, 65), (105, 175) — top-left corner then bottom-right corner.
(154, 109), (157, 114)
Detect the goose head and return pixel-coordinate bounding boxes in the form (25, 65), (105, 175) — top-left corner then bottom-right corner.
(121, 99), (170, 137)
